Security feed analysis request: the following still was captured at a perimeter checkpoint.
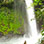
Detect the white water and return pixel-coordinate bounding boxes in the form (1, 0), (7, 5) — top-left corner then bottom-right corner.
(25, 0), (41, 44)
(24, 0), (42, 44)
(25, 0), (38, 37)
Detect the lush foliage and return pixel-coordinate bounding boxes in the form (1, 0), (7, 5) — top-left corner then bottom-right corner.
(34, 0), (44, 44)
(0, 0), (14, 5)
(34, 0), (44, 29)
(34, 0), (44, 23)
(33, 0), (42, 6)
(0, 0), (24, 36)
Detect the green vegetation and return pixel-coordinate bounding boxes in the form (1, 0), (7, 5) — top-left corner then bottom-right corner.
(34, 0), (44, 44)
(0, 0), (14, 5)
(33, 0), (42, 6)
(0, 0), (24, 36)
(34, 0), (44, 23)
(34, 0), (44, 32)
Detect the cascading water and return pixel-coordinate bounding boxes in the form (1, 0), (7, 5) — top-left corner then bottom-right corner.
(24, 0), (42, 44)
(25, 0), (38, 37)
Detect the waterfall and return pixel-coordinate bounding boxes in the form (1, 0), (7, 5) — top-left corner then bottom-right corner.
(24, 0), (42, 44)
(25, 0), (38, 37)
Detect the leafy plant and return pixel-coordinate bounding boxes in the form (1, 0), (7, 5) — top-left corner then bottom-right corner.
(34, 0), (44, 29)
(0, 7), (24, 35)
(33, 0), (44, 44)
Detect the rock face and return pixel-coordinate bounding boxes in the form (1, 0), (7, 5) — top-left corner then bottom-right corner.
(0, 0), (27, 36)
